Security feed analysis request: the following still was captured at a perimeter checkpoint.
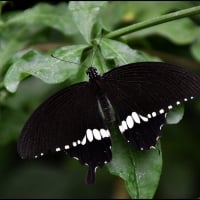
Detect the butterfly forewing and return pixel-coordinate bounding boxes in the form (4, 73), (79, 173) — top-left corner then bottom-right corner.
(103, 62), (200, 116)
(102, 62), (200, 149)
(18, 81), (112, 183)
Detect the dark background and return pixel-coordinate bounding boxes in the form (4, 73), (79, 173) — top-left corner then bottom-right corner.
(0, 1), (200, 198)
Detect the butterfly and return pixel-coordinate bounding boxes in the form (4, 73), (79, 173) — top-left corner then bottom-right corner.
(17, 61), (200, 184)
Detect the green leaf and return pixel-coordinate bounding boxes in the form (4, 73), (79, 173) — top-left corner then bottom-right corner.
(191, 35), (200, 62)
(166, 105), (184, 124)
(99, 38), (160, 66)
(5, 3), (78, 36)
(0, 78), (53, 146)
(100, 1), (193, 31)
(69, 1), (107, 43)
(4, 45), (89, 93)
(126, 18), (198, 45)
(0, 29), (28, 73)
(107, 127), (162, 198)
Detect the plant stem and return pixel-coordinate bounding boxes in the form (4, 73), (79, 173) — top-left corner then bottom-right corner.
(105, 6), (200, 39)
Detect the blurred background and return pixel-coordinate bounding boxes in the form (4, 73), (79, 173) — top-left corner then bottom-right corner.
(1, 1), (200, 198)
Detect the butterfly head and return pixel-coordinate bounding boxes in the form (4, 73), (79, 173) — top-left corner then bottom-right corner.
(86, 67), (99, 80)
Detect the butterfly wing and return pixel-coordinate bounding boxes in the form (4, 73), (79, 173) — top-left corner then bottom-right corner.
(102, 62), (200, 150)
(18, 81), (112, 184)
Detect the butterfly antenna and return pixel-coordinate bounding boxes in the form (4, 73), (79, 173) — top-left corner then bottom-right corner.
(51, 54), (80, 65)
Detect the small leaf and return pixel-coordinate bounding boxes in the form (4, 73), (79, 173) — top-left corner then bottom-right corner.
(69, 1), (107, 43)
(107, 127), (162, 199)
(4, 45), (89, 93)
(166, 105), (184, 124)
(6, 2), (78, 36)
(99, 38), (160, 66)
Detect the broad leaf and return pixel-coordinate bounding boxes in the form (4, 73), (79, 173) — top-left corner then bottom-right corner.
(107, 126), (162, 199)
(99, 38), (160, 66)
(69, 1), (107, 43)
(5, 2), (78, 36)
(4, 45), (88, 92)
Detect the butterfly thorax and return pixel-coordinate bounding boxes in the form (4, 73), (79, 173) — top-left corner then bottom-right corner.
(86, 67), (99, 80)
(87, 67), (115, 124)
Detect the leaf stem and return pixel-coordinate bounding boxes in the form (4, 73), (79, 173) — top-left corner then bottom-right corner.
(105, 6), (200, 39)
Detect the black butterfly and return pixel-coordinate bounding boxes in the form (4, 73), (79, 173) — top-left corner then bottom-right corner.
(18, 62), (200, 184)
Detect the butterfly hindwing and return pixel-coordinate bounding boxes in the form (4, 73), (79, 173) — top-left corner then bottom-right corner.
(122, 114), (166, 150)
(102, 62), (200, 150)
(18, 81), (112, 184)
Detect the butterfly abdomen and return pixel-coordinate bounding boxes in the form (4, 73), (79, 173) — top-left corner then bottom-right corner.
(97, 94), (116, 124)
(87, 67), (116, 125)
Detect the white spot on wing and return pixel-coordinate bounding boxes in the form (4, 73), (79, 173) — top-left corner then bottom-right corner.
(126, 115), (134, 128)
(191, 96), (194, 99)
(132, 112), (140, 123)
(119, 125), (124, 133)
(34, 155), (38, 159)
(93, 129), (101, 140)
(152, 112), (156, 117)
(72, 142), (77, 147)
(147, 114), (151, 118)
(184, 98), (188, 101)
(81, 135), (87, 145)
(40, 153), (44, 156)
(106, 130), (111, 137)
(100, 129), (107, 138)
(65, 145), (70, 150)
(159, 109), (165, 114)
(168, 105), (173, 110)
(77, 140), (81, 144)
(139, 115), (148, 122)
(140, 147), (144, 151)
(56, 147), (61, 152)
(150, 146), (156, 150)
(122, 120), (128, 130)
(86, 129), (93, 142)
(176, 101), (180, 105)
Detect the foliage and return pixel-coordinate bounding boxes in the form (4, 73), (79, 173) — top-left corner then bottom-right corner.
(0, 1), (200, 198)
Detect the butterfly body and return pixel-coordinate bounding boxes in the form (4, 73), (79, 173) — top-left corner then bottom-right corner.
(87, 67), (116, 124)
(18, 62), (200, 184)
